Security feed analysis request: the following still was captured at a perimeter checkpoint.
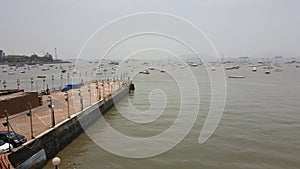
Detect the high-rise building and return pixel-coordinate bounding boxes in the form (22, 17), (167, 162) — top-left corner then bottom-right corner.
(0, 49), (5, 61)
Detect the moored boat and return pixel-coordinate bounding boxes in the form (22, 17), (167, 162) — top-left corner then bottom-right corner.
(228, 75), (245, 78)
(8, 71), (15, 75)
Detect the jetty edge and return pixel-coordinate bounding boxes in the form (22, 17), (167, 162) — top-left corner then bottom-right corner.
(7, 82), (133, 169)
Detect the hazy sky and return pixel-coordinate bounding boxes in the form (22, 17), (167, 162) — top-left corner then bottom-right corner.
(1, 0), (299, 59)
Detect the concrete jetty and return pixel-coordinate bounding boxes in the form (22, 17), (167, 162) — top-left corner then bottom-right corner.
(0, 80), (133, 168)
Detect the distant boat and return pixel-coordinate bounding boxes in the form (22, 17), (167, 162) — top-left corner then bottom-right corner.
(41, 67), (49, 71)
(2, 69), (7, 73)
(37, 75), (46, 78)
(8, 71), (15, 75)
(265, 70), (270, 74)
(228, 75), (245, 78)
(232, 65), (240, 69)
(149, 67), (155, 70)
(142, 70), (150, 74)
(189, 62), (198, 67)
(249, 65), (258, 67)
(275, 69), (283, 72)
(20, 70), (26, 73)
(252, 67), (257, 72)
(211, 66), (216, 71)
(296, 65), (300, 68)
(61, 69), (66, 73)
(225, 66), (234, 70)
(160, 70), (166, 73)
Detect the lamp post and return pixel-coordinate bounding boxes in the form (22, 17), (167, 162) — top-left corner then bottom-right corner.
(51, 75), (54, 91)
(98, 81), (101, 100)
(64, 91), (70, 118)
(3, 110), (11, 150)
(90, 71), (93, 82)
(52, 157), (61, 169)
(96, 80), (99, 100)
(88, 84), (91, 105)
(47, 96), (55, 127)
(60, 74), (63, 89)
(26, 103), (34, 139)
(110, 83), (113, 96)
(112, 77), (115, 94)
(102, 82), (105, 101)
(17, 79), (20, 90)
(78, 89), (83, 111)
(3, 80), (6, 90)
(43, 78), (46, 91)
(85, 71), (88, 83)
(118, 76), (120, 90)
(30, 77), (34, 92)
(67, 73), (70, 84)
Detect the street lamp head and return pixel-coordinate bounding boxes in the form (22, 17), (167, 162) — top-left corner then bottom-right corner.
(64, 92), (68, 101)
(26, 111), (31, 117)
(2, 121), (8, 127)
(52, 157), (61, 166)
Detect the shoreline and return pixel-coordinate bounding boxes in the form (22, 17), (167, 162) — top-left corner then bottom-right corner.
(0, 61), (71, 66)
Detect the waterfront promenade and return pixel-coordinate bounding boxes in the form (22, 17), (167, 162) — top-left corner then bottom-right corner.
(0, 80), (126, 143)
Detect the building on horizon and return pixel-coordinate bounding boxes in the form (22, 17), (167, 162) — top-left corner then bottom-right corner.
(0, 49), (5, 61)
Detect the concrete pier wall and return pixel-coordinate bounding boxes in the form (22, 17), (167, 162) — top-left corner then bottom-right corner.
(8, 86), (129, 169)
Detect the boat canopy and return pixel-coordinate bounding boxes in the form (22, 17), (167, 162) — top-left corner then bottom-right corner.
(61, 82), (83, 92)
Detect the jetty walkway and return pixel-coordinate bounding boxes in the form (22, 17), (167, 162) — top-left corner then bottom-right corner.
(0, 80), (126, 143)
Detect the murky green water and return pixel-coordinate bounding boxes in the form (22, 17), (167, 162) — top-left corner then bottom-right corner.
(43, 62), (300, 169)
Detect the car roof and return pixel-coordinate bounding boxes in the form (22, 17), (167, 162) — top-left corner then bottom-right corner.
(0, 131), (19, 135)
(0, 131), (11, 134)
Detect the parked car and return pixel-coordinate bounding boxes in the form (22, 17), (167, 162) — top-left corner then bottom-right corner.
(0, 140), (13, 154)
(0, 131), (27, 147)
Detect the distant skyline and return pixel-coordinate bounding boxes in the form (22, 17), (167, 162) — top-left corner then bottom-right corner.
(1, 0), (299, 59)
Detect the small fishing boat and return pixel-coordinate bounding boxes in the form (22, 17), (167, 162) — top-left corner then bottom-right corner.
(232, 65), (240, 69)
(225, 66), (234, 70)
(228, 75), (245, 78)
(160, 69), (166, 73)
(142, 70), (150, 74)
(252, 67), (257, 72)
(211, 66), (216, 71)
(61, 69), (66, 73)
(8, 71), (15, 75)
(41, 67), (49, 71)
(20, 70), (26, 73)
(265, 70), (270, 74)
(37, 75), (46, 78)
(189, 62), (198, 67)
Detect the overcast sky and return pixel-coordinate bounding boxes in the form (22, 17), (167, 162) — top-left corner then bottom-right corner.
(0, 0), (299, 59)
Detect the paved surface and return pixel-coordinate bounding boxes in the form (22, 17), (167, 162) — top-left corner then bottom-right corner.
(0, 81), (126, 142)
